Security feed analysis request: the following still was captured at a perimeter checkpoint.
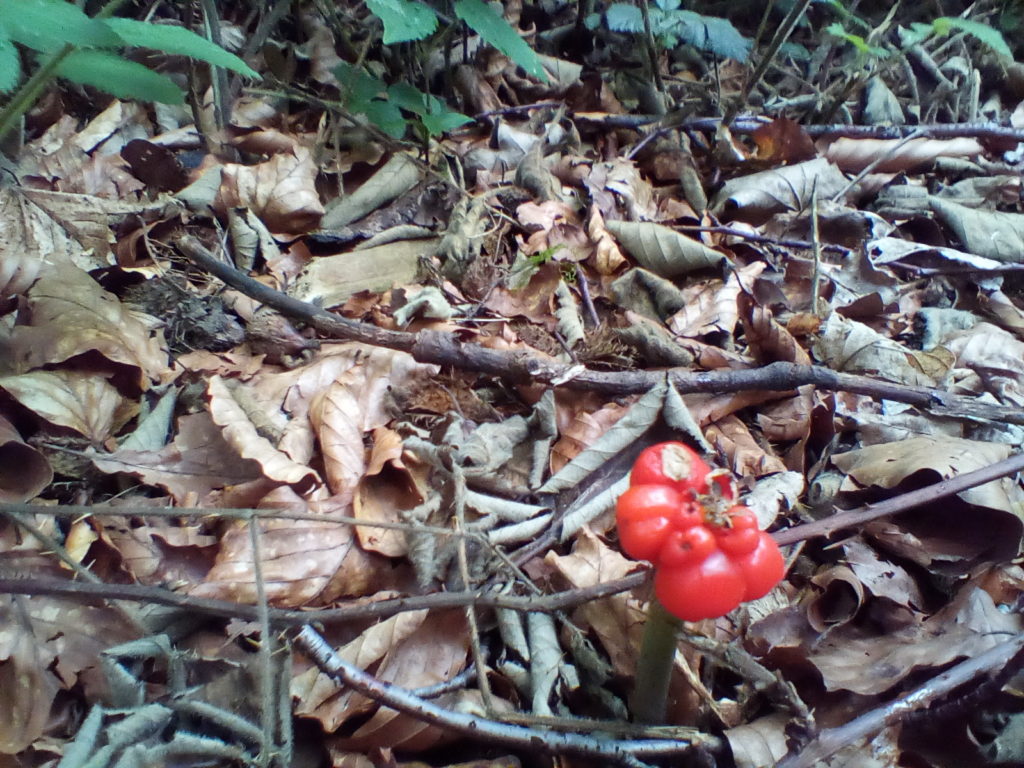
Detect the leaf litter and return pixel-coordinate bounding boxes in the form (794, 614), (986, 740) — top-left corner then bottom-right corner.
(3, 2), (1024, 767)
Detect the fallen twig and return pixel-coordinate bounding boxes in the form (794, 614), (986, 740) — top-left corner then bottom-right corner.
(176, 235), (1024, 425)
(293, 624), (718, 764)
(774, 452), (1024, 546)
(776, 634), (1024, 768)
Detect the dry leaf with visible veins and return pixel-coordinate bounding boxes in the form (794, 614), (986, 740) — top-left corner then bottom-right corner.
(8, 264), (168, 387)
(219, 146), (324, 233)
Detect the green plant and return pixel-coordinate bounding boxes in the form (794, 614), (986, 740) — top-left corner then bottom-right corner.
(0, 0), (257, 143)
(346, 0), (546, 139)
(599, 0), (751, 61)
(902, 16), (1012, 58)
(364, 0), (546, 79)
(825, 10), (1012, 60)
(333, 61), (471, 139)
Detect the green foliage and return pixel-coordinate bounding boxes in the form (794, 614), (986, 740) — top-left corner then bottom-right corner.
(362, 0), (546, 80)
(333, 61), (471, 139)
(909, 17), (1012, 58)
(353, 0), (546, 138)
(603, 0), (751, 62)
(56, 49), (186, 103)
(365, 0), (438, 44)
(102, 18), (258, 76)
(824, 22), (887, 58)
(0, 35), (19, 91)
(452, 0), (546, 79)
(0, 0), (257, 103)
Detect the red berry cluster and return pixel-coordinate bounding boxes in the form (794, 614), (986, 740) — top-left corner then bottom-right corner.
(616, 442), (785, 621)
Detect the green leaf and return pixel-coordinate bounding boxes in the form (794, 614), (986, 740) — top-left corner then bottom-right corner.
(56, 50), (183, 104)
(365, 0), (437, 43)
(102, 18), (259, 77)
(826, 22), (886, 57)
(387, 81), (429, 114)
(677, 11), (751, 61)
(933, 16), (1012, 58)
(0, 27), (19, 92)
(334, 61), (386, 112)
(0, 0), (121, 52)
(421, 102), (472, 135)
(605, 3), (642, 33)
(362, 99), (407, 138)
(454, 0), (546, 81)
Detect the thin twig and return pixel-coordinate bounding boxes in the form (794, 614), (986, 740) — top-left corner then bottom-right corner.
(247, 519), (277, 768)
(176, 234), (1024, 425)
(293, 624), (718, 762)
(776, 634), (1024, 768)
(773, 451), (1024, 546)
(0, 570), (649, 625)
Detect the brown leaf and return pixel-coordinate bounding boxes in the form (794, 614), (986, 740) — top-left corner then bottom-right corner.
(0, 415), (52, 503)
(219, 146), (324, 233)
(0, 370), (132, 443)
(808, 588), (1022, 695)
(0, 553), (137, 753)
(335, 610), (471, 751)
(207, 375), (320, 492)
(9, 264), (168, 388)
(545, 528), (646, 677)
(189, 491), (382, 607)
(92, 412), (265, 504)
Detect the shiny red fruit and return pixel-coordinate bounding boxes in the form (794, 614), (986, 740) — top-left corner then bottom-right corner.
(654, 550), (746, 622)
(630, 442), (712, 498)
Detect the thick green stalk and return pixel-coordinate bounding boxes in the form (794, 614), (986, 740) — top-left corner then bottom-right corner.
(631, 596), (682, 724)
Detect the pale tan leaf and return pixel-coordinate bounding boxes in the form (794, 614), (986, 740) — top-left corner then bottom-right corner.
(294, 608), (430, 728)
(309, 348), (438, 499)
(711, 158), (849, 223)
(550, 394), (629, 474)
(545, 528), (646, 677)
(705, 415), (788, 479)
(219, 146), (325, 233)
(586, 206), (626, 274)
(336, 610), (470, 752)
(823, 136), (983, 173)
(0, 370), (129, 442)
(8, 264), (168, 387)
(945, 322), (1024, 405)
(812, 313), (953, 387)
(290, 237), (440, 309)
(726, 713), (790, 768)
(206, 375), (320, 491)
(189, 494), (380, 607)
(832, 436), (1018, 515)
(605, 219), (726, 277)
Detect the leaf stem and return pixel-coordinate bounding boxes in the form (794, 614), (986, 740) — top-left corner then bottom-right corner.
(631, 595), (682, 723)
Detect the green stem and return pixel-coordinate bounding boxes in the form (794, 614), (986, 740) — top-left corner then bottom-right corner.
(0, 44), (73, 146)
(0, 0), (133, 147)
(631, 596), (682, 724)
